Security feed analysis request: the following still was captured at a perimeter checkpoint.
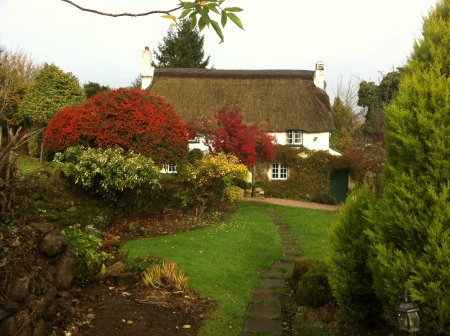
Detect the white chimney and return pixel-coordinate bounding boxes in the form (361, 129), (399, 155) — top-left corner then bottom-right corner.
(141, 46), (155, 90)
(313, 61), (325, 91)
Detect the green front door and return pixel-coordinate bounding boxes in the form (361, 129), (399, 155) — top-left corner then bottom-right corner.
(330, 169), (349, 203)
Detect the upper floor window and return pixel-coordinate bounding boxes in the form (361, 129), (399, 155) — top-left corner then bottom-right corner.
(271, 163), (287, 180)
(188, 136), (202, 144)
(286, 130), (302, 146)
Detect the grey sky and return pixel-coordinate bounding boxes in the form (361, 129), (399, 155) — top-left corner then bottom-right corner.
(0, 0), (437, 103)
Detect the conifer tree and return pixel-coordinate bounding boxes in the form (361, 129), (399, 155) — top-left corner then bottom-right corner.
(17, 63), (85, 156)
(154, 19), (210, 68)
(369, 1), (450, 334)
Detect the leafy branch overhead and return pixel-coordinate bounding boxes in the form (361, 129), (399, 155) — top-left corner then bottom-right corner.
(60, 0), (244, 43)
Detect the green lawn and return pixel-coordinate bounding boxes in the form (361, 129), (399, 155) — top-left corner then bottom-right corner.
(274, 205), (338, 261)
(122, 201), (338, 335)
(16, 155), (43, 177)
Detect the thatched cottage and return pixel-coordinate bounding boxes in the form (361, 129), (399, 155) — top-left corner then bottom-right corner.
(141, 47), (348, 201)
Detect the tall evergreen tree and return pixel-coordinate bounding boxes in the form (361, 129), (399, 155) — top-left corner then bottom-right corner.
(369, 1), (450, 334)
(154, 19), (211, 68)
(330, 96), (356, 148)
(83, 81), (109, 99)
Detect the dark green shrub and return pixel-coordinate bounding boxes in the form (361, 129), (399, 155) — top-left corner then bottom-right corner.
(311, 193), (337, 205)
(367, 3), (450, 334)
(326, 186), (383, 324)
(292, 258), (317, 287)
(295, 262), (333, 308)
(186, 148), (204, 163)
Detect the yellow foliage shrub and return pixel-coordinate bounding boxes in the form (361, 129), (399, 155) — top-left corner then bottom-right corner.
(222, 186), (244, 202)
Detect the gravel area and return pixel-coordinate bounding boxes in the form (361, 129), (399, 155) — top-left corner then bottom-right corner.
(241, 196), (342, 211)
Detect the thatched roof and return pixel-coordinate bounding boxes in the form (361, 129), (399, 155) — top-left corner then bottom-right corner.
(149, 68), (333, 132)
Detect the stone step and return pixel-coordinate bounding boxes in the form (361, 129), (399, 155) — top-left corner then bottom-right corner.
(284, 248), (302, 255)
(247, 304), (281, 317)
(244, 317), (283, 335)
(282, 243), (298, 249)
(259, 269), (284, 278)
(250, 292), (280, 304)
(281, 254), (301, 261)
(272, 261), (294, 270)
(261, 278), (286, 287)
(251, 287), (275, 294)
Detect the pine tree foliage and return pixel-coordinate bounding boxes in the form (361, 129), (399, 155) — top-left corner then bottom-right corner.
(369, 1), (450, 334)
(154, 19), (210, 68)
(327, 186), (383, 324)
(330, 96), (356, 147)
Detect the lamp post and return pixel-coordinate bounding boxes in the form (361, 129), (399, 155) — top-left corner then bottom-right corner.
(396, 289), (420, 333)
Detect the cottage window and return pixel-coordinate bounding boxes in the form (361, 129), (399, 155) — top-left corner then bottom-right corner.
(188, 136), (201, 144)
(164, 164), (177, 173)
(271, 163), (287, 180)
(286, 130), (302, 145)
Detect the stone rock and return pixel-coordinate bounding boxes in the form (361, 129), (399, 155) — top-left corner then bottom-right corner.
(14, 309), (30, 331)
(57, 290), (70, 298)
(105, 261), (125, 277)
(0, 308), (6, 320)
(0, 316), (18, 336)
(5, 301), (20, 316)
(31, 222), (54, 234)
(32, 318), (48, 336)
(39, 231), (68, 257)
(6, 276), (31, 302)
(43, 286), (57, 305)
(54, 250), (77, 290)
(117, 272), (140, 287)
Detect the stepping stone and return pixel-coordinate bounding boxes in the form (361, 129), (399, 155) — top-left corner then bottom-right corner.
(282, 243), (298, 249)
(261, 278), (286, 287)
(247, 304), (281, 317)
(244, 318), (283, 335)
(259, 269), (284, 277)
(282, 254), (301, 261)
(282, 239), (297, 245)
(278, 228), (292, 233)
(284, 248), (302, 255)
(250, 292), (280, 304)
(251, 287), (275, 294)
(272, 261), (294, 269)
(279, 233), (294, 238)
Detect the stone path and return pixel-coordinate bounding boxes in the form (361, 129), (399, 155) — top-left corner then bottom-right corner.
(240, 208), (302, 335)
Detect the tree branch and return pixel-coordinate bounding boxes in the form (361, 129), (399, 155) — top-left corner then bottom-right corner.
(60, 0), (186, 18)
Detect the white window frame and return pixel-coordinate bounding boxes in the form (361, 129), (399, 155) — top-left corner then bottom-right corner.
(164, 164), (177, 174)
(271, 163), (288, 180)
(188, 136), (201, 144)
(286, 130), (303, 146)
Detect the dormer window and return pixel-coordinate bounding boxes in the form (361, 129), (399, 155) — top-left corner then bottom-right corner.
(286, 130), (302, 146)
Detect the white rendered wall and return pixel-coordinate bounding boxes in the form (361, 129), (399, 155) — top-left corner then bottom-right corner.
(268, 131), (330, 151)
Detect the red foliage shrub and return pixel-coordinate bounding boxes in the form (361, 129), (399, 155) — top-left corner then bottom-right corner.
(186, 105), (276, 167)
(43, 88), (188, 165)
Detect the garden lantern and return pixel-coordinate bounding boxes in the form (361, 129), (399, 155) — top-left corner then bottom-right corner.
(396, 290), (420, 333)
